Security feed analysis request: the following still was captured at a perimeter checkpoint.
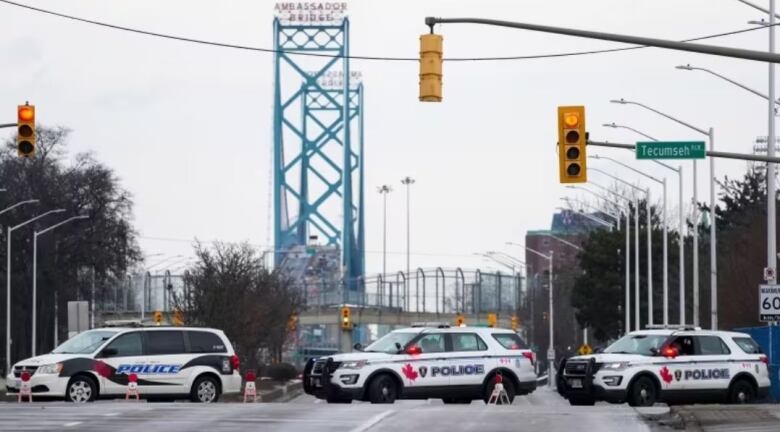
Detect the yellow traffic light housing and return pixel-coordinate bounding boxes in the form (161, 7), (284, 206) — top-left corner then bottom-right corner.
(557, 106), (587, 183)
(17, 103), (35, 158)
(340, 307), (352, 330)
(511, 316), (519, 331)
(419, 33), (443, 102)
(153, 310), (163, 325)
(172, 309), (184, 326)
(455, 314), (465, 326)
(487, 313), (497, 328)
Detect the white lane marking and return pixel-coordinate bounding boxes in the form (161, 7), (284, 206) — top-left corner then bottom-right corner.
(102, 412), (120, 417)
(350, 409), (394, 432)
(63, 422), (83, 427)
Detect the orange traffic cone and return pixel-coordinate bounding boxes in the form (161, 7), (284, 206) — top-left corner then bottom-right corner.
(17, 371), (32, 403)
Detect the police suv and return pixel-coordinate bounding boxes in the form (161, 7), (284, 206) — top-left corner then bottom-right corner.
(5, 326), (242, 402)
(303, 325), (537, 404)
(558, 326), (771, 406)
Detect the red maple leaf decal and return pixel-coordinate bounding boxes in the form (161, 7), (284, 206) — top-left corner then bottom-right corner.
(93, 360), (112, 378)
(401, 363), (418, 382)
(659, 366), (673, 384)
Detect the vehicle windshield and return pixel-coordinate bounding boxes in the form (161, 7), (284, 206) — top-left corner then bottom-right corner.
(363, 331), (418, 354)
(52, 330), (118, 354)
(603, 334), (668, 356)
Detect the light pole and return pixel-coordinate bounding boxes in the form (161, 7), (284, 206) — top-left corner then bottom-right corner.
(400, 177), (415, 303)
(612, 98), (716, 328)
(507, 242), (554, 387)
(562, 197), (620, 229)
(32, 215), (89, 356)
(603, 122), (686, 326)
(7, 208), (64, 373)
(567, 185), (632, 334)
(590, 167), (648, 330)
(592, 155), (668, 326)
(377, 185), (392, 306)
(559, 207), (615, 230)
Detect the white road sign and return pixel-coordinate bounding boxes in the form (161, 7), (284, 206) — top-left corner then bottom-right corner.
(759, 284), (780, 322)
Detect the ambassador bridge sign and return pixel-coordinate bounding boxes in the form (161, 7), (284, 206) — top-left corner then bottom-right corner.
(274, 2), (348, 24)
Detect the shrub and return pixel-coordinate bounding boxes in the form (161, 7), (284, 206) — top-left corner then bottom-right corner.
(265, 362), (298, 381)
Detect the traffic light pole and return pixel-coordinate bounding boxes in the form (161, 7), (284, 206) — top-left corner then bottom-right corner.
(0, 124), (16, 128)
(423, 17), (780, 64)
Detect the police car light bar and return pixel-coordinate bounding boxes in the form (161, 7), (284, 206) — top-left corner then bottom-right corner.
(645, 324), (702, 331)
(410, 322), (451, 328)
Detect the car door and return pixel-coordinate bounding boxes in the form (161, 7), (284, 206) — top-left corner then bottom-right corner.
(95, 331), (144, 395)
(399, 333), (449, 391)
(447, 332), (490, 389)
(658, 335), (697, 392)
(687, 335), (732, 393)
(142, 330), (192, 394)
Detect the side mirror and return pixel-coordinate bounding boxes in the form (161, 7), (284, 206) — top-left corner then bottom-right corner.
(594, 347), (604, 354)
(353, 343), (363, 352)
(649, 347), (659, 356)
(405, 345), (422, 355)
(101, 348), (118, 358)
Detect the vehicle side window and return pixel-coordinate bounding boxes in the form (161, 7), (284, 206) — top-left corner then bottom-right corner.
(733, 337), (763, 354)
(451, 333), (488, 352)
(668, 336), (695, 355)
(696, 336), (731, 355)
(416, 334), (445, 353)
(188, 331), (227, 353)
(492, 333), (529, 350)
(147, 331), (186, 355)
(105, 332), (143, 357)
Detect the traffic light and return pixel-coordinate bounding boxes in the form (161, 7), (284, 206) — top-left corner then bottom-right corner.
(340, 307), (352, 330)
(511, 316), (519, 331)
(487, 313), (497, 328)
(557, 106), (587, 183)
(287, 314), (298, 332)
(173, 309), (184, 326)
(455, 314), (465, 326)
(17, 103), (35, 158)
(153, 310), (163, 325)
(419, 33), (443, 102)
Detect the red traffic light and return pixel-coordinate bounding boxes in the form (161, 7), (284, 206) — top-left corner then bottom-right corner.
(18, 106), (34, 122)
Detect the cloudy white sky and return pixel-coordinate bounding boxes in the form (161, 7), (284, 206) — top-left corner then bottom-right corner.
(0, 0), (775, 274)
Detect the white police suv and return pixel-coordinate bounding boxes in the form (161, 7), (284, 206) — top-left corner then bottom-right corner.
(557, 326), (771, 406)
(5, 326), (242, 402)
(303, 325), (537, 404)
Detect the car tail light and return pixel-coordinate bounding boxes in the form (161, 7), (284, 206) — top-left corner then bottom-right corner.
(522, 351), (535, 365)
(760, 355), (769, 365)
(230, 355), (240, 371)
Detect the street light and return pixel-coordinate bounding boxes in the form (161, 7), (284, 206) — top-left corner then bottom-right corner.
(567, 185), (632, 334)
(676, 59), (776, 326)
(32, 215), (89, 356)
(6, 208), (65, 373)
(589, 166), (647, 331)
(400, 176), (415, 303)
(611, 97), (716, 328)
(377, 185), (393, 305)
(592, 154), (668, 326)
(506, 241), (555, 388)
(602, 122), (686, 326)
(558, 207), (614, 231)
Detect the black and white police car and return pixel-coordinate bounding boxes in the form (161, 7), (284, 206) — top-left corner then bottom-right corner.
(303, 324), (537, 404)
(5, 326), (242, 402)
(558, 326), (771, 406)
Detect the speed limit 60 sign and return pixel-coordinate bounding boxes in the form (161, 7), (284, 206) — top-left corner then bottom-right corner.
(759, 284), (780, 321)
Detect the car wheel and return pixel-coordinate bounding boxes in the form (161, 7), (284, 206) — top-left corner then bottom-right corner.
(367, 374), (398, 404)
(66, 375), (97, 403)
(190, 375), (220, 403)
(568, 396), (596, 406)
(483, 376), (516, 405)
(728, 379), (756, 404)
(628, 376), (658, 407)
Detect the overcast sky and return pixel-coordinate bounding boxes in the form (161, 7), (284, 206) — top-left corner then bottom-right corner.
(0, 0), (775, 274)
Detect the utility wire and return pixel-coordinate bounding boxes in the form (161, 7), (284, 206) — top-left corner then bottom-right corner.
(0, 0), (777, 62)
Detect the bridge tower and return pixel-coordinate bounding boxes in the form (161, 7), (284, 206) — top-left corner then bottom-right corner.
(272, 15), (365, 289)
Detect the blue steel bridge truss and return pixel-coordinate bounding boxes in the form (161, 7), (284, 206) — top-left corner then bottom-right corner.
(273, 18), (365, 289)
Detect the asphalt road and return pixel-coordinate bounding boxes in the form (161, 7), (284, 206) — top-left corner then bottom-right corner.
(0, 388), (662, 432)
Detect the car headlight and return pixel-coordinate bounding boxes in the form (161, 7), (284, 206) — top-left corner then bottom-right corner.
(339, 360), (367, 370)
(36, 363), (63, 375)
(600, 362), (630, 371)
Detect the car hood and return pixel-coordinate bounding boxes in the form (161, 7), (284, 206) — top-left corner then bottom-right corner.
(568, 353), (650, 363)
(13, 353), (87, 367)
(323, 352), (394, 362)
